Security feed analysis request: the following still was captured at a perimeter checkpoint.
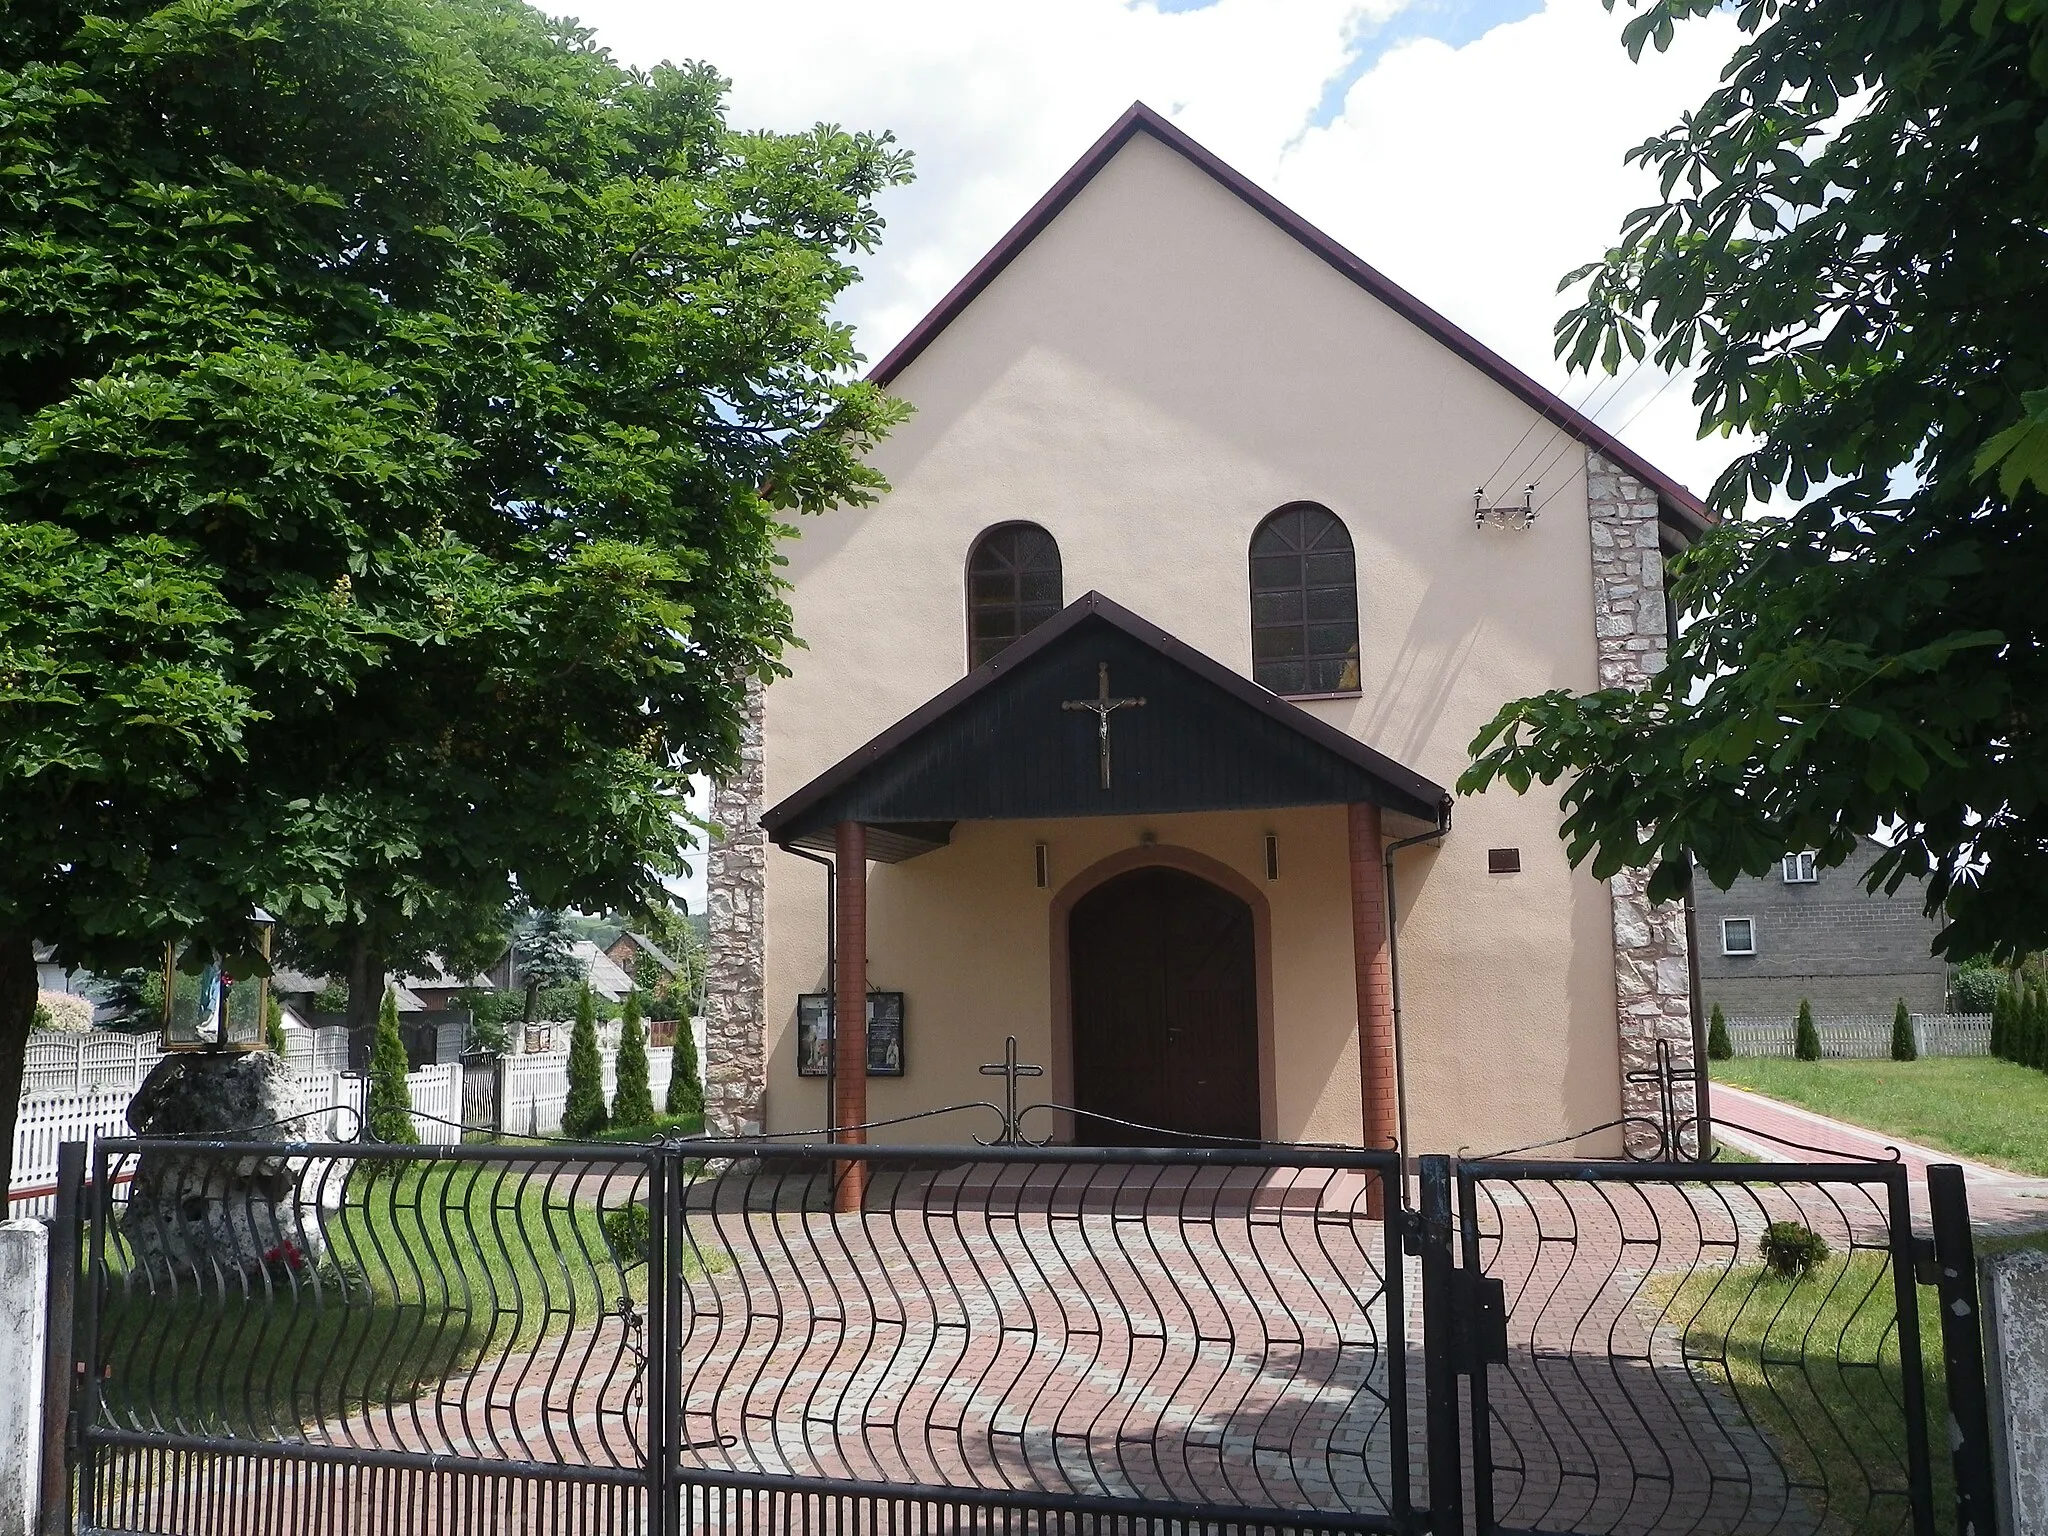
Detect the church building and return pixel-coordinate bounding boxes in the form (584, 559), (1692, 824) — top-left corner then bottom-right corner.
(700, 104), (1706, 1161)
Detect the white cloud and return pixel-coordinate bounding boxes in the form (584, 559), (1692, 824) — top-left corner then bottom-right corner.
(567, 0), (1746, 502)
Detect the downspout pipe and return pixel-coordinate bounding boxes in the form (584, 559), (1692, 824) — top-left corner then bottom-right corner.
(784, 843), (836, 1135)
(1385, 807), (1451, 1177)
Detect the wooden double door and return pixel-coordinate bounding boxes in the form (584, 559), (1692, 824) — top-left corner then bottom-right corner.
(1069, 866), (1261, 1145)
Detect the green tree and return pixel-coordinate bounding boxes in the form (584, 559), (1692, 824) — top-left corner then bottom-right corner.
(365, 988), (417, 1146)
(264, 994), (289, 1057)
(1991, 983), (2012, 1061)
(667, 1014), (705, 1122)
(1458, 0), (2048, 967)
(561, 985), (608, 1139)
(2017, 985), (2040, 1070)
(1890, 999), (1917, 1063)
(2033, 984), (2048, 1072)
(612, 988), (657, 1129)
(1794, 1000), (1821, 1062)
(517, 911), (585, 1024)
(1706, 1002), (1732, 1061)
(0, 0), (910, 1188)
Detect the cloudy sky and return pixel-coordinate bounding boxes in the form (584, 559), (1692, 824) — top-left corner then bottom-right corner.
(579, 0), (1750, 910)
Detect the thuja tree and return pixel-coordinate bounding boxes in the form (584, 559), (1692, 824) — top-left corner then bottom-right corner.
(1460, 0), (2048, 967)
(667, 1012), (704, 1122)
(0, 0), (910, 1188)
(366, 989), (418, 1146)
(562, 986), (608, 1139)
(1794, 1000), (1821, 1062)
(612, 988), (657, 1129)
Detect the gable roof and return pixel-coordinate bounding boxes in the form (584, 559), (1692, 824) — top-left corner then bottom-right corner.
(870, 102), (1711, 543)
(613, 931), (681, 979)
(762, 591), (1452, 861)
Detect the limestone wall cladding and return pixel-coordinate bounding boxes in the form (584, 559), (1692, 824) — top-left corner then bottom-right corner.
(1985, 1246), (2048, 1536)
(1588, 448), (1697, 1153)
(704, 680), (767, 1137)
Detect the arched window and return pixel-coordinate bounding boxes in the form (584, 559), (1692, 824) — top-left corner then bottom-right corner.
(1248, 503), (1359, 696)
(967, 522), (1062, 669)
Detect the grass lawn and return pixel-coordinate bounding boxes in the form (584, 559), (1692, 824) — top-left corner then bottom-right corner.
(1656, 1249), (1946, 1534)
(1713, 1055), (2048, 1176)
(101, 1156), (653, 1438)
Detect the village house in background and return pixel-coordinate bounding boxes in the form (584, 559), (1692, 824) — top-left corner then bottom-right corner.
(701, 104), (1713, 1158)
(1693, 837), (1949, 1020)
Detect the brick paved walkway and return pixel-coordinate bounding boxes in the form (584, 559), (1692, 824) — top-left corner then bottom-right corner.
(1713, 1082), (2048, 1237)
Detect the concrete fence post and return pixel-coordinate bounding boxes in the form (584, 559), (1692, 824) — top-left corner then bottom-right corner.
(1985, 1246), (2048, 1535)
(0, 1220), (49, 1536)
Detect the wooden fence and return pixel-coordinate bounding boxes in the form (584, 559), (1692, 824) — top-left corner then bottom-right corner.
(1724, 1012), (1991, 1059)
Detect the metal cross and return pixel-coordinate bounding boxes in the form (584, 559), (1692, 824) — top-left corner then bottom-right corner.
(978, 1035), (1045, 1146)
(1061, 662), (1145, 790)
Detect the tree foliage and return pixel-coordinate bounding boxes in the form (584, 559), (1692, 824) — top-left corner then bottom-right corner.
(366, 988), (417, 1146)
(611, 988), (656, 1129)
(561, 984), (607, 1139)
(1889, 998), (1916, 1062)
(1459, 0), (2048, 964)
(0, 0), (909, 1185)
(1707, 1002), (1732, 1061)
(667, 1010), (704, 1122)
(1794, 999), (1820, 1061)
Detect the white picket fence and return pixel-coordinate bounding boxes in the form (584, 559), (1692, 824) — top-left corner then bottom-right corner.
(7, 1062), (468, 1216)
(22, 1032), (163, 1097)
(500, 1046), (675, 1138)
(13, 1017), (705, 1211)
(1724, 1012), (1992, 1059)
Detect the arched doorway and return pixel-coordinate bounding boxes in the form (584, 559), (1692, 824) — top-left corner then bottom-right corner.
(1069, 866), (1260, 1145)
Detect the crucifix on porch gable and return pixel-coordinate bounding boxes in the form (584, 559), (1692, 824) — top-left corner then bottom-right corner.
(1061, 662), (1145, 790)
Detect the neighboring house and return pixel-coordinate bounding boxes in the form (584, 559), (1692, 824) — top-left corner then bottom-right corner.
(571, 942), (635, 1003)
(393, 959), (493, 1012)
(605, 931), (680, 987)
(700, 104), (1713, 1156)
(1693, 838), (1947, 1019)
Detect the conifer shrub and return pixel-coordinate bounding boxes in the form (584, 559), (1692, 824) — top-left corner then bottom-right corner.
(1991, 983), (2012, 1060)
(1793, 999), (1821, 1061)
(611, 989), (657, 1129)
(1889, 998), (1917, 1061)
(1707, 1003), (1732, 1061)
(264, 994), (288, 1056)
(562, 985), (609, 1138)
(666, 1011), (704, 1122)
(366, 988), (418, 1146)
(1759, 1221), (1830, 1279)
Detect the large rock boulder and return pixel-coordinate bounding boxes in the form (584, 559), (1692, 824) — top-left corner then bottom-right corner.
(120, 1052), (330, 1283)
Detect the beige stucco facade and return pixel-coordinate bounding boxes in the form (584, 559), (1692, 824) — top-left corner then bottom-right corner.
(728, 117), (1690, 1158)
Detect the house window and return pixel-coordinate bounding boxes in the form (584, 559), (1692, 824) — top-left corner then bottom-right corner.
(967, 522), (1062, 670)
(1249, 503), (1360, 696)
(1782, 851), (1818, 884)
(1721, 917), (1756, 956)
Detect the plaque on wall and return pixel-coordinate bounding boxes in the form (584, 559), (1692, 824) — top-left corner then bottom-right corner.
(796, 992), (906, 1077)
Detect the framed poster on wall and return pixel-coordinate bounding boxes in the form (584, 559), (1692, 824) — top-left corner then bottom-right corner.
(795, 992), (906, 1077)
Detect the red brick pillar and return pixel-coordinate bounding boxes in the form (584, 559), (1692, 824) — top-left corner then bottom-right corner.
(833, 820), (868, 1213)
(1349, 803), (1395, 1214)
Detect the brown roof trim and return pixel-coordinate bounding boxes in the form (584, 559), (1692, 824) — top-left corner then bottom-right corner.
(868, 101), (1713, 541)
(760, 590), (1453, 843)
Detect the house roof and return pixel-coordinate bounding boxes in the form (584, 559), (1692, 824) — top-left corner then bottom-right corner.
(869, 102), (1712, 544)
(762, 591), (1452, 861)
(571, 941), (637, 1001)
(614, 932), (681, 978)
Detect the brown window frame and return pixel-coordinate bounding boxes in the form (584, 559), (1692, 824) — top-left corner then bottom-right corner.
(966, 521), (1063, 671)
(1247, 502), (1360, 697)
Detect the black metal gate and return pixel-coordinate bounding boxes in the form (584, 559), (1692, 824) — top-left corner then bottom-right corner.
(57, 1133), (1993, 1536)
(70, 1136), (1411, 1535)
(1420, 1151), (1991, 1536)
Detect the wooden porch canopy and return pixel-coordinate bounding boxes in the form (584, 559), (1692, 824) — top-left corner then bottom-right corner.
(761, 591), (1452, 858)
(763, 592), (1449, 1199)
